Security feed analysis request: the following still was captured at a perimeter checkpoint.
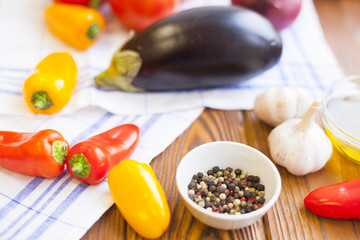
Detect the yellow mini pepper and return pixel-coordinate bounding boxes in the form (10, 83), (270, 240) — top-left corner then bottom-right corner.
(23, 52), (77, 114)
(45, 3), (105, 50)
(108, 159), (171, 239)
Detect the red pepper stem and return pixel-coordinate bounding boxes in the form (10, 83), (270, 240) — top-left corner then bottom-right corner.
(89, 0), (102, 9)
(52, 140), (68, 165)
(31, 91), (54, 110)
(69, 153), (91, 179)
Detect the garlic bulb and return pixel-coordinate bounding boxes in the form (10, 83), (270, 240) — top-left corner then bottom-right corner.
(254, 86), (313, 127)
(268, 101), (332, 176)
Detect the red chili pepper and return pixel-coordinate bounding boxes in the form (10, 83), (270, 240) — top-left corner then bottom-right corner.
(304, 178), (360, 219)
(65, 124), (140, 184)
(0, 129), (69, 177)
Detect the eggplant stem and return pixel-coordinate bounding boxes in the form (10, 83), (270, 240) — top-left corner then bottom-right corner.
(94, 50), (144, 92)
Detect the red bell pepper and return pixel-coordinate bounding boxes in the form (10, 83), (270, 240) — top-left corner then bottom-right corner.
(65, 123), (140, 184)
(304, 178), (360, 219)
(0, 129), (70, 177)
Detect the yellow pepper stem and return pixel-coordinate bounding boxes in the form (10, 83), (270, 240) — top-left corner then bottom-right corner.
(31, 91), (53, 110)
(87, 23), (101, 40)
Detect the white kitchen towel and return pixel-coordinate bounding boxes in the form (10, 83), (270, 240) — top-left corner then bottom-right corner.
(0, 0), (345, 239)
(0, 0), (343, 116)
(0, 106), (204, 240)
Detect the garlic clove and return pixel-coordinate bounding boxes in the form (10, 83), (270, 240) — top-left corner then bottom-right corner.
(268, 101), (333, 176)
(254, 86), (313, 127)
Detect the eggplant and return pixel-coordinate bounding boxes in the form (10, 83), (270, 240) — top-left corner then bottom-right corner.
(95, 6), (282, 92)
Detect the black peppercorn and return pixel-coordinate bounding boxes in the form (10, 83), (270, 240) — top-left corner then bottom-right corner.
(201, 189), (208, 197)
(188, 182), (196, 190)
(213, 166), (220, 173)
(227, 196), (234, 203)
(234, 168), (242, 175)
(187, 165), (265, 215)
(258, 184), (265, 191)
(209, 185), (216, 192)
(244, 190), (250, 198)
(244, 206), (252, 213)
(207, 179), (215, 185)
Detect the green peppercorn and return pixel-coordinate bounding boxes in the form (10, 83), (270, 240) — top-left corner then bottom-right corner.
(224, 170), (230, 176)
(238, 190), (244, 197)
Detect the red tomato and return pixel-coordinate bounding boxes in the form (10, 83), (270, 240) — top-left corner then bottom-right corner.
(108, 0), (177, 31)
(232, 0), (302, 31)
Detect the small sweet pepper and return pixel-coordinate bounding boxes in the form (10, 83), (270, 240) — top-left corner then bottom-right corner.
(45, 3), (105, 50)
(108, 159), (171, 238)
(23, 52), (77, 114)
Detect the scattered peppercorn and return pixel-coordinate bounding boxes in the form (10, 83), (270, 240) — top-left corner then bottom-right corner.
(187, 166), (266, 215)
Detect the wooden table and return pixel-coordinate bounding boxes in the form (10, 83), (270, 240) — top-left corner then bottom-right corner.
(82, 0), (360, 239)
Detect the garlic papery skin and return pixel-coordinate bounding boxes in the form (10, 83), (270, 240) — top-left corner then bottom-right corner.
(268, 101), (333, 176)
(254, 86), (313, 127)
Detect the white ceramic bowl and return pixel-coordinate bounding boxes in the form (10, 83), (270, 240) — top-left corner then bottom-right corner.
(175, 141), (281, 230)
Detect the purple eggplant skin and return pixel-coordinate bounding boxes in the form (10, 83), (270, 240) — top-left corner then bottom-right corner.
(94, 6), (282, 92)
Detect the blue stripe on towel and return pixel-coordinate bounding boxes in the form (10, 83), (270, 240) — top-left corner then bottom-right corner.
(0, 177), (44, 219)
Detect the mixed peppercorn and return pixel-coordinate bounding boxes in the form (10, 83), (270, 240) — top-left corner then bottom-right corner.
(188, 166), (266, 215)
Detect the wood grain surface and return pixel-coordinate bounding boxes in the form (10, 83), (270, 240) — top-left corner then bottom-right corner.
(82, 0), (360, 239)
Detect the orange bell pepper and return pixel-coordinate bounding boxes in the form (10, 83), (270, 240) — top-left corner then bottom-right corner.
(45, 3), (105, 50)
(23, 52), (77, 114)
(108, 159), (171, 238)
